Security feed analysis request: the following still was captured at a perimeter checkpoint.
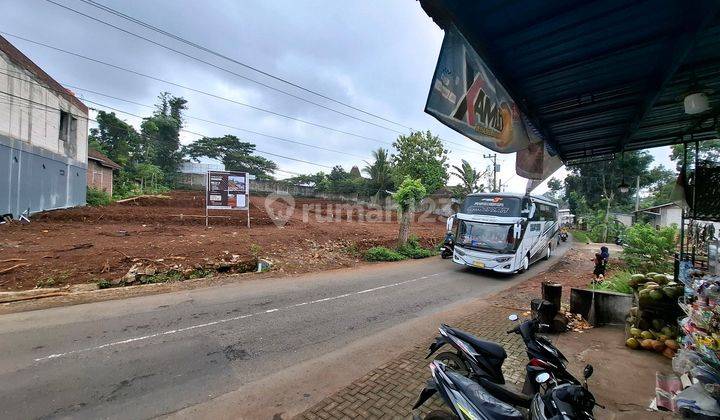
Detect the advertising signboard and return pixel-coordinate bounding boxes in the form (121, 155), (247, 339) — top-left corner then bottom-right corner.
(206, 171), (248, 210)
(425, 24), (542, 153)
(205, 171), (250, 227)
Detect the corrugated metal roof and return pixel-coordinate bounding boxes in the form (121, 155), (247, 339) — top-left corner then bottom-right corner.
(420, 0), (720, 161)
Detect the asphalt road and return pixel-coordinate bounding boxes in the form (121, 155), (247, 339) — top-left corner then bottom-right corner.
(0, 242), (568, 419)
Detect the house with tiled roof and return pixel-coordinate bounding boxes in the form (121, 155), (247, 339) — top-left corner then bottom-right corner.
(87, 148), (121, 196)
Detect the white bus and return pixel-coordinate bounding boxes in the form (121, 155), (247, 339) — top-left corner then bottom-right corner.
(449, 193), (559, 273)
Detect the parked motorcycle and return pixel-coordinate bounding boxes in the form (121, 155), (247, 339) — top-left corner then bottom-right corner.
(414, 360), (599, 420)
(439, 233), (454, 259)
(426, 315), (581, 400)
(560, 231), (568, 242)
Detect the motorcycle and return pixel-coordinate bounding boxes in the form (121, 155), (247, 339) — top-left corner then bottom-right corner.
(560, 231), (568, 242)
(440, 233), (454, 259)
(414, 360), (599, 420)
(425, 315), (581, 401)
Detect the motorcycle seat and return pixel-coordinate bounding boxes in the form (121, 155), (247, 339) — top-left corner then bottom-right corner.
(446, 370), (524, 420)
(448, 327), (507, 361)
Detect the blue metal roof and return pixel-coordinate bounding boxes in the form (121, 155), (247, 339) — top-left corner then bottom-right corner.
(420, 0), (720, 160)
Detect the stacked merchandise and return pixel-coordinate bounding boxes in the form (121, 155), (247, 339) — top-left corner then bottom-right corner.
(671, 268), (720, 417)
(625, 272), (683, 357)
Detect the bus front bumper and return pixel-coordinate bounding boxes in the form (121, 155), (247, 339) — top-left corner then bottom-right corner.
(452, 248), (516, 273)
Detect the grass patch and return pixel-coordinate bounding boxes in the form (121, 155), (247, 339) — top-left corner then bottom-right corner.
(595, 270), (633, 294)
(96, 278), (113, 289)
(86, 187), (112, 206)
(570, 230), (591, 243)
(36, 277), (56, 288)
(364, 246), (407, 262)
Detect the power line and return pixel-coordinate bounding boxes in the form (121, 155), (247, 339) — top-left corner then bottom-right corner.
(0, 89), (332, 170)
(39, 1), (488, 154)
(44, 0), (403, 135)
(0, 67), (369, 160)
(0, 31), (391, 146)
(0, 96), (306, 177)
(74, 0), (415, 132)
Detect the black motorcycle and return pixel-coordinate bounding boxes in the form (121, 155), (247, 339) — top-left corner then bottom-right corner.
(414, 360), (598, 420)
(439, 233), (454, 259)
(426, 316), (581, 402)
(560, 231), (568, 242)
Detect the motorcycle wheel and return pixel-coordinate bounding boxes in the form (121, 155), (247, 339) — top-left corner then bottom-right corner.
(434, 352), (469, 377)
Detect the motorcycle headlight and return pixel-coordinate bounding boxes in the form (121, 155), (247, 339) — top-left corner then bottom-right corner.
(495, 256), (512, 262)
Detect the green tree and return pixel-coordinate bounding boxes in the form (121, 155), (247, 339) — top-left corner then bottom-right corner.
(391, 130), (449, 194)
(183, 135), (277, 179)
(564, 151), (655, 241)
(451, 159), (485, 198)
(363, 148), (394, 198)
(143, 92), (187, 181)
(670, 139), (720, 170)
(393, 177), (427, 246)
(623, 223), (678, 273)
(88, 111), (140, 166)
(642, 166), (676, 207)
(285, 172), (327, 187)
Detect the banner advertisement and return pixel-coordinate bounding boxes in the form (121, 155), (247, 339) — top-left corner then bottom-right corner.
(516, 140), (563, 181)
(206, 171), (249, 210)
(425, 24), (542, 153)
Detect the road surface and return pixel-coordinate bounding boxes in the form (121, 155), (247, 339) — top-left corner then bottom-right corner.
(0, 242), (568, 419)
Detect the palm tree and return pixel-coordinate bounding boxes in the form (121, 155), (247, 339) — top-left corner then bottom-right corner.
(363, 148), (393, 197)
(451, 159), (485, 196)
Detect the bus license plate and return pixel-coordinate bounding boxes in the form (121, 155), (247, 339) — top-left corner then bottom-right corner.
(473, 261), (485, 268)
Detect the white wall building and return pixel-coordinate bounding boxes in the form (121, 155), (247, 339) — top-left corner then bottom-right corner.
(0, 35), (89, 217)
(635, 203), (683, 228)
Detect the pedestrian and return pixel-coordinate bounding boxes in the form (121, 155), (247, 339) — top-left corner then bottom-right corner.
(600, 246), (610, 263)
(592, 252), (606, 283)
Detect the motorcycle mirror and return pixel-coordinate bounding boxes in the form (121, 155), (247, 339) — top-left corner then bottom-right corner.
(583, 364), (594, 379)
(508, 314), (519, 321)
(535, 372), (551, 384)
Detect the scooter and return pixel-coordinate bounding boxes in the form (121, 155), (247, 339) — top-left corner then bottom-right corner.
(439, 233), (454, 259)
(414, 361), (599, 420)
(426, 315), (581, 400)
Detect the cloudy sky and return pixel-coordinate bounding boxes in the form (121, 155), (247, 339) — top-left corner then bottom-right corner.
(2, 0), (674, 193)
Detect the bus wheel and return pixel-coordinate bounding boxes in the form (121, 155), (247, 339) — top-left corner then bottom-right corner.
(519, 256), (529, 273)
(544, 245), (551, 260)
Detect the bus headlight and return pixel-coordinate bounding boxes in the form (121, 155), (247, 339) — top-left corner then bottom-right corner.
(495, 256), (512, 262)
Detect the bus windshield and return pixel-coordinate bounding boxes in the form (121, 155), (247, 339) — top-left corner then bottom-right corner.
(456, 220), (518, 253)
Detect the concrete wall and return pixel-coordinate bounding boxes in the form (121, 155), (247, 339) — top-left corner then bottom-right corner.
(87, 160), (113, 196)
(0, 50), (88, 217)
(1, 134), (86, 217)
(660, 206), (682, 228)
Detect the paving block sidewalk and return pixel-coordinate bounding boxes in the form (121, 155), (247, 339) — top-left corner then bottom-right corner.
(296, 303), (526, 420)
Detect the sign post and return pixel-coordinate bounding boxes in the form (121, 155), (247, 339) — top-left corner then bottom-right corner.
(205, 170), (250, 228)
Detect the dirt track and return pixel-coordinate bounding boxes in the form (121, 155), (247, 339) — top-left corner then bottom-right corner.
(0, 191), (445, 291)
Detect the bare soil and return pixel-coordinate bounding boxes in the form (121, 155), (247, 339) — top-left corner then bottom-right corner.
(0, 190), (445, 291)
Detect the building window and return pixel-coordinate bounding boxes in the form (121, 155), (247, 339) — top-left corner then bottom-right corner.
(59, 110), (69, 141)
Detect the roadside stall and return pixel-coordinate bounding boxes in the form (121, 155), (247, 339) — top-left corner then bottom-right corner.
(418, 0), (720, 416)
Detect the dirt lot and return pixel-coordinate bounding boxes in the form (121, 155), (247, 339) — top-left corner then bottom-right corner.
(0, 191), (445, 292)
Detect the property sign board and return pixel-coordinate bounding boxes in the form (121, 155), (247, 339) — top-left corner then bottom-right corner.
(425, 24), (542, 153)
(206, 171), (249, 210)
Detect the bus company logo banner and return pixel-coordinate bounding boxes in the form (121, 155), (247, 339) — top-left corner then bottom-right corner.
(206, 170), (249, 210)
(425, 24), (542, 153)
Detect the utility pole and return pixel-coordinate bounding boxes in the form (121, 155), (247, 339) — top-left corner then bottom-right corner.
(483, 153), (498, 192)
(634, 175), (640, 212)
